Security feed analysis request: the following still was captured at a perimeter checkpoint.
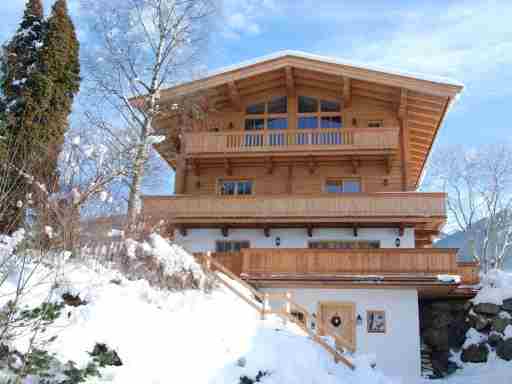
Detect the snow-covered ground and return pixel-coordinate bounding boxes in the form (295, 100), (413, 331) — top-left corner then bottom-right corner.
(1, 235), (512, 383)
(0, 249), (393, 383)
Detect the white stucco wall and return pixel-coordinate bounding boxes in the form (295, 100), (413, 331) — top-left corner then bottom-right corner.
(175, 227), (415, 253)
(262, 287), (421, 380)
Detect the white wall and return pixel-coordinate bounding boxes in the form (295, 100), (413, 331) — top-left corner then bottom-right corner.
(175, 227), (415, 253)
(262, 287), (421, 380)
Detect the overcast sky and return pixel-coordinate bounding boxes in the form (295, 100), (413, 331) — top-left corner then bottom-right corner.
(2, 0), (511, 193)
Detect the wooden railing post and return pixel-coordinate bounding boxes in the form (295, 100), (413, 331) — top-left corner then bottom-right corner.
(262, 293), (269, 320)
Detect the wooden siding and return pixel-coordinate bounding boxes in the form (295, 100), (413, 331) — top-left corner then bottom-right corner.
(206, 248), (479, 285)
(184, 159), (404, 195)
(142, 192), (446, 226)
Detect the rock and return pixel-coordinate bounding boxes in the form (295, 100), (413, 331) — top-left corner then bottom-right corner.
(474, 303), (501, 316)
(496, 339), (512, 361)
(473, 314), (491, 331)
(236, 357), (247, 367)
(62, 292), (86, 307)
(424, 328), (450, 351)
(488, 333), (504, 348)
(492, 317), (511, 334)
(464, 301), (473, 311)
(90, 343), (123, 367)
(461, 344), (489, 363)
(502, 298), (512, 312)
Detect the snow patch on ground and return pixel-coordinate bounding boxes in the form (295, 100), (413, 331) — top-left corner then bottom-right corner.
(473, 269), (512, 305)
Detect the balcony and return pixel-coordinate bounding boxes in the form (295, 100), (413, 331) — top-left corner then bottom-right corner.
(142, 192), (446, 227)
(183, 128), (399, 158)
(206, 248), (480, 287)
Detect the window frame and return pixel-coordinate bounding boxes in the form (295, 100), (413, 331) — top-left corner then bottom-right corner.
(298, 95), (343, 130)
(244, 95), (289, 131)
(324, 178), (363, 193)
(215, 240), (250, 253)
(217, 178), (255, 196)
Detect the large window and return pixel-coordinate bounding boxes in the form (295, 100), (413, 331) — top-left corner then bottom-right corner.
(309, 241), (380, 249)
(245, 96), (288, 130)
(215, 241), (250, 252)
(298, 95), (342, 130)
(219, 179), (253, 195)
(325, 179), (361, 193)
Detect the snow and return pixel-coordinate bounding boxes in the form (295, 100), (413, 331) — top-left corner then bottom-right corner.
(437, 274), (461, 284)
(146, 135), (165, 145)
(0, 250), (395, 384)
(194, 50), (464, 88)
(462, 328), (487, 349)
(472, 269), (512, 305)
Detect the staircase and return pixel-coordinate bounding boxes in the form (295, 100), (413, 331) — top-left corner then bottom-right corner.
(420, 343), (434, 378)
(200, 253), (355, 370)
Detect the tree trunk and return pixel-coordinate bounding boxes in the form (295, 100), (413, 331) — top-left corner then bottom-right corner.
(126, 142), (148, 233)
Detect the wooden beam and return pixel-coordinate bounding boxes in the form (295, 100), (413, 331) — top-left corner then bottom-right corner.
(398, 88), (407, 119)
(228, 81), (241, 111)
(225, 159), (232, 176)
(385, 155), (393, 175)
(265, 157), (274, 175)
(343, 76), (352, 107)
(308, 156), (316, 175)
(351, 157), (360, 175)
(287, 164), (294, 194)
(285, 66), (295, 96)
(191, 159), (200, 177)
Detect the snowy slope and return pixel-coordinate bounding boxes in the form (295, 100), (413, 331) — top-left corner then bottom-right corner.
(0, 258), (395, 384)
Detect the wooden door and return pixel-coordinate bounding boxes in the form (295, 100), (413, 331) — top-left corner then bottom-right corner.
(318, 302), (356, 351)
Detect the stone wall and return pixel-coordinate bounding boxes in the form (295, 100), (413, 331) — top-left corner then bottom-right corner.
(420, 297), (512, 378)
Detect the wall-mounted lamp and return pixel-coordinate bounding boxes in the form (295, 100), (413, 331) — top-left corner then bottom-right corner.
(275, 237), (281, 247)
(395, 237), (401, 248)
(357, 314), (363, 326)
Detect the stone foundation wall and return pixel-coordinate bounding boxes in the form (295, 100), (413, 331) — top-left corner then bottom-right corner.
(420, 297), (512, 378)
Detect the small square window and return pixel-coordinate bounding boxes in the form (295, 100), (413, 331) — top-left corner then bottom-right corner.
(343, 180), (361, 193)
(368, 120), (384, 128)
(325, 179), (361, 193)
(298, 96), (318, 113)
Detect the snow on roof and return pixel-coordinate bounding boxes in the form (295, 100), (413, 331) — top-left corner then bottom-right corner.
(203, 50), (464, 88)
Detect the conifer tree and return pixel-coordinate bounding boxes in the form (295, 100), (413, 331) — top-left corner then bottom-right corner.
(39, 0), (80, 188)
(0, 0), (48, 233)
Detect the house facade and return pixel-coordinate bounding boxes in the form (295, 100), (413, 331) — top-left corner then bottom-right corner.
(142, 51), (478, 378)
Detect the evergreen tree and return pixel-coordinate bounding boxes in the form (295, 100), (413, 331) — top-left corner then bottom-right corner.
(39, 0), (80, 188)
(0, 0), (48, 233)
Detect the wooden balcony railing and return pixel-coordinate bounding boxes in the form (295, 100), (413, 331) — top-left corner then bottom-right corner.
(206, 248), (480, 286)
(184, 128), (399, 155)
(142, 192), (446, 224)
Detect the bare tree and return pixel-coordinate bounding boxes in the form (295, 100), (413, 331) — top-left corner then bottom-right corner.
(423, 144), (512, 273)
(81, 0), (215, 231)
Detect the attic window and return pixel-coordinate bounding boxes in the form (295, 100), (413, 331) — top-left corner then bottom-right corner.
(298, 96), (318, 113)
(246, 102), (265, 114)
(298, 96), (343, 129)
(320, 99), (341, 112)
(267, 96), (287, 114)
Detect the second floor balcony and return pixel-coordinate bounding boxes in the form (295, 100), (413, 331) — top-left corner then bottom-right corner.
(142, 192), (446, 228)
(183, 127), (399, 158)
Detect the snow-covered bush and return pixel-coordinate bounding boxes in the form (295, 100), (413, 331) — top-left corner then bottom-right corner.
(119, 234), (213, 291)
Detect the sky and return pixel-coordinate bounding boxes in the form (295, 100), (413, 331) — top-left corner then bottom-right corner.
(1, 0), (512, 192)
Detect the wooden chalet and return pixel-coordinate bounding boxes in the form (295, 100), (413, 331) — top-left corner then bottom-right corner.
(141, 51), (478, 378)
